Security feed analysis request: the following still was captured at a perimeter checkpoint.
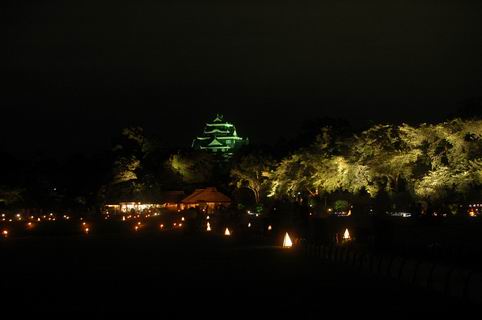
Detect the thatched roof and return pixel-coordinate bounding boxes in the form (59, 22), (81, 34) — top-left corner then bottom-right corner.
(181, 187), (231, 204)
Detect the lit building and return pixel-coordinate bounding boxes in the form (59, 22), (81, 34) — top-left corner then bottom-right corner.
(103, 191), (185, 214)
(192, 114), (248, 158)
(180, 187), (232, 213)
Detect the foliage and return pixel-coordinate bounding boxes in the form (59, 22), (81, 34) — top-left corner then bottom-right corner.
(268, 119), (482, 205)
(168, 151), (215, 185)
(230, 153), (275, 203)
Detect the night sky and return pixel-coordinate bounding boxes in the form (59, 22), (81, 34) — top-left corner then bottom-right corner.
(2, 0), (482, 157)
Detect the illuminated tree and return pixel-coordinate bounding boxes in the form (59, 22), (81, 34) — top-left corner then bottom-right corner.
(409, 119), (482, 201)
(168, 151), (215, 185)
(230, 153), (275, 204)
(0, 186), (23, 206)
(268, 119), (482, 206)
(112, 155), (141, 184)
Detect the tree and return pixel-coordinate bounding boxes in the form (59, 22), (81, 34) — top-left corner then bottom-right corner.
(0, 186), (23, 206)
(168, 151), (215, 185)
(230, 153), (275, 204)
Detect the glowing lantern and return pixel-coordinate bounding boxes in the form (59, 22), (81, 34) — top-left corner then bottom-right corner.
(343, 228), (351, 241)
(207, 222), (211, 231)
(181, 217), (185, 221)
(224, 228), (231, 236)
(283, 233), (293, 248)
(37, 218), (41, 222)
(178, 223), (183, 227)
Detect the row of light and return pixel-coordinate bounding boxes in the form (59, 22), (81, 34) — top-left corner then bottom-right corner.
(1, 215), (353, 251)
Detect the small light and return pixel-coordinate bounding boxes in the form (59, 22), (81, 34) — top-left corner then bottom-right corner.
(343, 228), (351, 241)
(2, 230), (8, 237)
(207, 222), (211, 231)
(224, 228), (231, 236)
(248, 223), (251, 228)
(268, 225), (272, 231)
(283, 233), (293, 248)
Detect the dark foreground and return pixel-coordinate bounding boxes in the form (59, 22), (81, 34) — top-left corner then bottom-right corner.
(0, 232), (476, 318)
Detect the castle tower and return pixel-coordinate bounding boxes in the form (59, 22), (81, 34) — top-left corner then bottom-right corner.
(192, 114), (248, 158)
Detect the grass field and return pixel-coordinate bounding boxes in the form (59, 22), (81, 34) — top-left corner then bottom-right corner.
(0, 230), (477, 317)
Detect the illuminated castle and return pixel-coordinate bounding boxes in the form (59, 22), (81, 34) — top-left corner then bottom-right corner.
(192, 114), (248, 157)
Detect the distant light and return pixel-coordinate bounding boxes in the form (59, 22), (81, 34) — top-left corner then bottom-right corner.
(181, 217), (185, 221)
(160, 224), (164, 229)
(84, 228), (90, 234)
(207, 222), (211, 231)
(268, 225), (272, 231)
(224, 228), (231, 236)
(283, 233), (293, 248)
(2, 230), (8, 237)
(248, 223), (251, 228)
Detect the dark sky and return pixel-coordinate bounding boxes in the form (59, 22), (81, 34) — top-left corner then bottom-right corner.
(2, 0), (482, 157)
